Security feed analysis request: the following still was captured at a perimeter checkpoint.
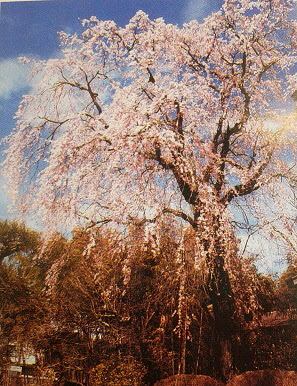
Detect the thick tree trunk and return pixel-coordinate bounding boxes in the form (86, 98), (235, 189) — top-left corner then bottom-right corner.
(208, 256), (237, 381)
(195, 209), (239, 381)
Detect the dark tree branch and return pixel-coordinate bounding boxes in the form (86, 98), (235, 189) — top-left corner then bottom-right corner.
(147, 67), (155, 84)
(162, 208), (196, 228)
(223, 151), (273, 203)
(154, 145), (198, 205)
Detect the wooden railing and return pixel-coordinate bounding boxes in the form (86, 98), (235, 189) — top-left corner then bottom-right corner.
(246, 309), (297, 329)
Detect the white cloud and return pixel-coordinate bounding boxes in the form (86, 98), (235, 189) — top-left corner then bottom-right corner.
(0, 59), (30, 99)
(182, 0), (223, 23)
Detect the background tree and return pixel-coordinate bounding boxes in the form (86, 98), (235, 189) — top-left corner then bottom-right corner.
(0, 220), (43, 377)
(0, 220), (39, 262)
(278, 255), (297, 309)
(37, 229), (121, 385)
(3, 0), (297, 380)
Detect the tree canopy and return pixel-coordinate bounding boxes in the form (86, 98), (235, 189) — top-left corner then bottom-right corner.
(3, 0), (297, 237)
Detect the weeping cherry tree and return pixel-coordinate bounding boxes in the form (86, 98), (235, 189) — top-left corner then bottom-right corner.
(3, 0), (297, 378)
